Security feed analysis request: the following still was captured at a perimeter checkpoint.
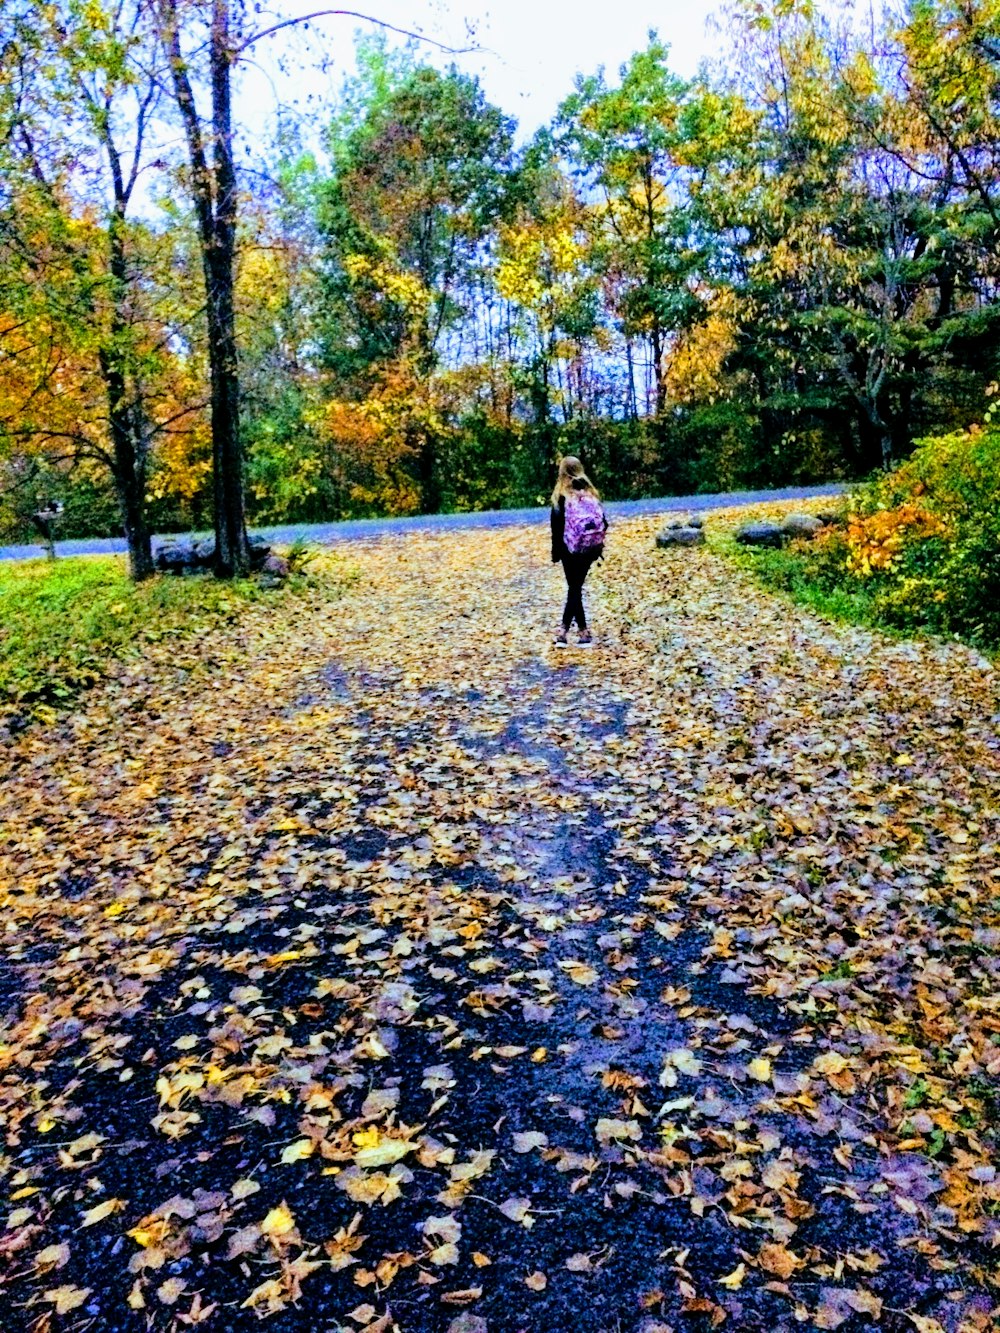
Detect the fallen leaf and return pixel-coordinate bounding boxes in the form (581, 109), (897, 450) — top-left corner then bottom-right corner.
(80, 1197), (125, 1228)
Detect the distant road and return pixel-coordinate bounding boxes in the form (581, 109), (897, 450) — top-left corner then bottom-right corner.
(0, 483), (846, 562)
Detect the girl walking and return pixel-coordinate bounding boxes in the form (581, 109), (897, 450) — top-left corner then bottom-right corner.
(550, 456), (607, 647)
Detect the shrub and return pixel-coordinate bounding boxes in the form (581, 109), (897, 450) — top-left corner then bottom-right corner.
(739, 424), (1000, 650)
(851, 425), (1000, 646)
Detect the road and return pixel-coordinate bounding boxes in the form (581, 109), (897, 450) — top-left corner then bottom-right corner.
(0, 483), (846, 561)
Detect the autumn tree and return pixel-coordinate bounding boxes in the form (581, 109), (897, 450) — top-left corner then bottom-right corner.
(0, 0), (168, 577)
(156, 0), (251, 576)
(316, 47), (514, 511)
(555, 36), (699, 417)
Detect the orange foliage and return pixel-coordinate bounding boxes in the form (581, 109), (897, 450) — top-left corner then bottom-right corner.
(324, 354), (452, 515)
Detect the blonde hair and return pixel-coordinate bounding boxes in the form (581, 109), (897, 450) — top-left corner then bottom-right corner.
(551, 455), (599, 506)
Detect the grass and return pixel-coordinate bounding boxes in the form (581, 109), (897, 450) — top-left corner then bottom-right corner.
(724, 542), (883, 627)
(0, 556), (269, 720)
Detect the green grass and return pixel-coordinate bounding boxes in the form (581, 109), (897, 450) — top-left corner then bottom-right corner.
(0, 557), (268, 719)
(721, 541), (886, 631)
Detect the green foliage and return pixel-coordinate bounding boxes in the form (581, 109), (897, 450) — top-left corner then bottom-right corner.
(729, 539), (884, 630)
(0, 558), (265, 717)
(284, 537), (317, 575)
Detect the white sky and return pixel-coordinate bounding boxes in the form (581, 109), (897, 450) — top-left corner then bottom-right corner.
(240, 0), (725, 148)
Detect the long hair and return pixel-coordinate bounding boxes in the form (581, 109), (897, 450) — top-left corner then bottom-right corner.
(551, 455), (599, 506)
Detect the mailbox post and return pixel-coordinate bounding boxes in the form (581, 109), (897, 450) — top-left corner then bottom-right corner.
(32, 500), (64, 561)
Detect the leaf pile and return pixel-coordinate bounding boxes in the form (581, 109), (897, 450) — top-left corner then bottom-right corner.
(1, 508), (999, 1332)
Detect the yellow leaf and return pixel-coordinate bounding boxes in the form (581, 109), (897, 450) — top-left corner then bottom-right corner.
(35, 1243), (71, 1271)
(261, 1203), (296, 1240)
(719, 1262), (746, 1289)
(353, 1137), (415, 1170)
(747, 1057), (772, 1083)
(281, 1138), (315, 1164)
(813, 1051), (849, 1076)
(80, 1197), (125, 1227)
(45, 1286), (91, 1314)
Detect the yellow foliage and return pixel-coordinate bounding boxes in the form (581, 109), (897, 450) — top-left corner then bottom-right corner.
(496, 221), (584, 318)
(845, 503), (949, 577)
(342, 253), (431, 319)
(665, 290), (740, 404)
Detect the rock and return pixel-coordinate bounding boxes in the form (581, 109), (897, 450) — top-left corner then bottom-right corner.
(248, 536), (271, 569)
(781, 512), (823, 538)
(262, 554), (290, 577)
(734, 522), (785, 548)
(155, 542), (195, 573)
(816, 509), (841, 526)
(447, 1317), (488, 1333)
(687, 515), (704, 528)
(656, 526), (705, 548)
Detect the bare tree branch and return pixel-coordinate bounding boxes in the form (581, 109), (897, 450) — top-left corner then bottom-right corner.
(236, 9), (486, 58)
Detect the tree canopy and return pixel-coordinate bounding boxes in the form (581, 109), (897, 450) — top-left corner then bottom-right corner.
(2, 0), (1000, 556)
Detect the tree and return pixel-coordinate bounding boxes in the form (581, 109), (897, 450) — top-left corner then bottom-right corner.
(316, 48), (514, 510)
(0, 0), (166, 578)
(556, 35), (697, 416)
(158, 0), (249, 576)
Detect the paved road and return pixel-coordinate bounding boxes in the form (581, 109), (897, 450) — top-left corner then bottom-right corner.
(0, 483), (846, 561)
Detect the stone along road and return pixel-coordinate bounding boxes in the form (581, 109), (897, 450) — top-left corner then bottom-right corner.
(1, 505), (998, 1333)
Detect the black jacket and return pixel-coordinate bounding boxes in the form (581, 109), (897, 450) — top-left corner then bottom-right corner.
(550, 496), (566, 563)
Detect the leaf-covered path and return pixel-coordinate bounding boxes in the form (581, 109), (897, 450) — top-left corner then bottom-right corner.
(2, 511), (999, 1333)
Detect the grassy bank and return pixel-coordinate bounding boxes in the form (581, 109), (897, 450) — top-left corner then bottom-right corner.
(725, 540), (889, 633)
(0, 557), (269, 721)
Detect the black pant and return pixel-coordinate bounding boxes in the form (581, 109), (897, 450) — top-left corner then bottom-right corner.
(561, 552), (596, 630)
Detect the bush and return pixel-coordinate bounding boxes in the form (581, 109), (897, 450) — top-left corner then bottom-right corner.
(739, 425), (1000, 650)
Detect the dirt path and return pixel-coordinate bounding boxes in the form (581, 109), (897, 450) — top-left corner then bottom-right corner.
(1, 509), (998, 1333)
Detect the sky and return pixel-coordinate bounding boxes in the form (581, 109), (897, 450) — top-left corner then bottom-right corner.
(240, 0), (725, 148)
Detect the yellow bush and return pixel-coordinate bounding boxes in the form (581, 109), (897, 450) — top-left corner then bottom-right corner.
(844, 503), (949, 578)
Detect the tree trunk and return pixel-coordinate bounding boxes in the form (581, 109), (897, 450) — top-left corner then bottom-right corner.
(160, 0), (249, 578)
(101, 209), (154, 580)
(207, 0), (248, 576)
(856, 408), (893, 473)
(624, 336), (638, 420)
(651, 321), (666, 417)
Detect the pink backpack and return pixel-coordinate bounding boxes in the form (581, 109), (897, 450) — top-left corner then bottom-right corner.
(564, 491), (607, 554)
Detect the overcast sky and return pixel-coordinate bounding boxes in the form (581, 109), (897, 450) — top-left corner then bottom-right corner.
(240, 0), (724, 148)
